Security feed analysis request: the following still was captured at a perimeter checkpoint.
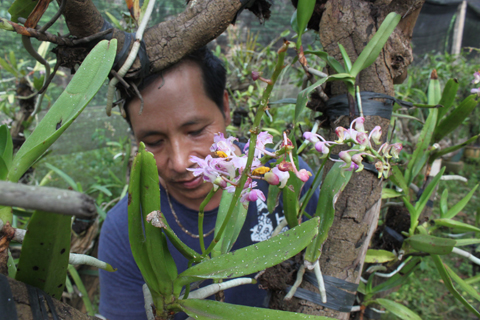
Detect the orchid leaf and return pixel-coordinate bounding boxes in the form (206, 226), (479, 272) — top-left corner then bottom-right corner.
(373, 298), (421, 320)
(454, 239), (480, 247)
(15, 211), (71, 299)
(337, 43), (352, 73)
(304, 50), (345, 73)
(349, 12), (401, 77)
(430, 134), (480, 163)
(433, 95), (478, 143)
(405, 234), (455, 255)
(296, 0), (316, 49)
(305, 162), (352, 263)
(7, 40), (117, 183)
(0, 125), (13, 171)
(370, 257), (420, 295)
(445, 263), (480, 302)
(382, 188), (403, 199)
(8, 0), (37, 22)
(431, 255), (480, 317)
(175, 217), (320, 290)
(442, 184), (478, 219)
(179, 299), (332, 320)
(365, 249), (397, 263)
(295, 77), (327, 122)
(437, 78), (460, 123)
(434, 219), (480, 233)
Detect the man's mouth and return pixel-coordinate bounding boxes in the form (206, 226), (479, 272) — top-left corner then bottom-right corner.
(175, 175), (203, 189)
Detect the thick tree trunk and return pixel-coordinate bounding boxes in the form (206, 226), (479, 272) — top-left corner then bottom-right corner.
(306, 1), (423, 319)
(263, 1), (424, 319)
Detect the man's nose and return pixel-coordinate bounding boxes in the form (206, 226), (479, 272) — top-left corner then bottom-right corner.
(169, 137), (191, 173)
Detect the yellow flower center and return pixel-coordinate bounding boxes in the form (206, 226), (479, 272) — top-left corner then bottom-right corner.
(215, 151), (228, 158)
(252, 166), (270, 175)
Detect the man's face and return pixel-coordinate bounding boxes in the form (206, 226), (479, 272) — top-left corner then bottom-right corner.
(128, 61), (231, 209)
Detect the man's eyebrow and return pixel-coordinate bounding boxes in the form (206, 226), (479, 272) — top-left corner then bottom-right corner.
(180, 117), (209, 127)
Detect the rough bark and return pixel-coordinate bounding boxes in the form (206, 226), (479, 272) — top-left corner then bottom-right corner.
(59, 0), (244, 78)
(5, 275), (99, 320)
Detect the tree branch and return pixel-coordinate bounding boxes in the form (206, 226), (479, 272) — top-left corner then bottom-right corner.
(0, 181), (96, 218)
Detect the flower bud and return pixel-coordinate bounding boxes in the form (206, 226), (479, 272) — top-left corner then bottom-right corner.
(354, 117), (366, 133)
(264, 171), (279, 185)
(389, 143), (403, 158)
(335, 127), (346, 142)
(352, 154), (364, 172)
(370, 126), (382, 145)
(251, 71), (260, 81)
(296, 169), (312, 182)
(339, 151), (352, 163)
(278, 160), (294, 172)
(375, 161), (384, 179)
(314, 141), (330, 157)
(303, 132), (319, 144)
(213, 176), (227, 189)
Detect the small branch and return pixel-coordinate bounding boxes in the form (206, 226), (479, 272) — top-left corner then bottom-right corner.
(39, 0), (66, 33)
(0, 181), (96, 218)
(180, 278), (254, 300)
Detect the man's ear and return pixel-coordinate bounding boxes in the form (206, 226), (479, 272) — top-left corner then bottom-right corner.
(223, 90), (231, 126)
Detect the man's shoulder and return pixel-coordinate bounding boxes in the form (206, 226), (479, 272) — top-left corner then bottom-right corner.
(103, 195), (129, 232)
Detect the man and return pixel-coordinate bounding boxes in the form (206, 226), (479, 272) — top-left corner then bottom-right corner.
(98, 47), (319, 320)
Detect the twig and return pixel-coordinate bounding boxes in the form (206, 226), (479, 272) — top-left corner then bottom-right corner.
(110, 70), (130, 89)
(72, 29), (113, 45)
(105, 0), (156, 116)
(284, 264), (305, 300)
(0, 181), (96, 218)
(39, 0), (65, 33)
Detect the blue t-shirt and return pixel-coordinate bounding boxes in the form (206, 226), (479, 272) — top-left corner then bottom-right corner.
(98, 158), (319, 320)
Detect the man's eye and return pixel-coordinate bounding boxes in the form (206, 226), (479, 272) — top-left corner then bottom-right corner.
(190, 128), (205, 136)
(144, 140), (163, 147)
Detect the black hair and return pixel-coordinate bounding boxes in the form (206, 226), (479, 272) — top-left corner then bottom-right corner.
(123, 46), (227, 125)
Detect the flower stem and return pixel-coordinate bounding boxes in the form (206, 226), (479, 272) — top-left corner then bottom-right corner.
(203, 42), (289, 257)
(199, 188), (217, 254)
(298, 155), (329, 218)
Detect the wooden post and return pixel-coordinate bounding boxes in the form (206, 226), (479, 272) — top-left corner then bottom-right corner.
(452, 1), (467, 54)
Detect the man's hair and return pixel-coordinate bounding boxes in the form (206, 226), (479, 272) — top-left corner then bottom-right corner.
(123, 46), (227, 124)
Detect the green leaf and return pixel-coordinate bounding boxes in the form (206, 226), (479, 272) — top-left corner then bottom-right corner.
(290, 10), (299, 34)
(382, 188), (403, 199)
(267, 184), (281, 214)
(431, 255), (480, 317)
(295, 77), (328, 122)
(430, 134), (480, 163)
(296, 0), (316, 49)
(434, 219), (480, 233)
(437, 78), (459, 123)
(391, 112), (424, 124)
(443, 184), (478, 219)
(0, 157), (7, 180)
(88, 184), (112, 197)
(175, 217), (320, 289)
(337, 43), (352, 73)
(179, 299), (332, 320)
(0, 57), (18, 77)
(304, 50), (345, 73)
(15, 211), (71, 299)
(7, 40), (117, 183)
(349, 12), (401, 77)
(105, 11), (125, 31)
(440, 188), (449, 218)
(305, 162), (352, 263)
(433, 95), (478, 143)
(365, 249), (397, 263)
(283, 175), (301, 228)
(405, 109), (438, 185)
(427, 75), (442, 105)
(444, 263), (480, 302)
(0, 125), (13, 170)
(454, 239), (480, 247)
(405, 234), (455, 255)
(139, 145), (178, 289)
(374, 298), (421, 320)
(411, 167), (445, 233)
(8, 0), (38, 22)
(128, 151), (160, 294)
(213, 189), (249, 255)
(45, 163), (79, 191)
(388, 166), (409, 200)
(67, 265), (95, 315)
